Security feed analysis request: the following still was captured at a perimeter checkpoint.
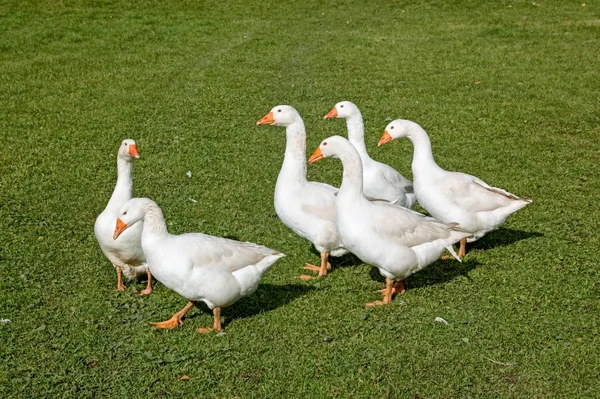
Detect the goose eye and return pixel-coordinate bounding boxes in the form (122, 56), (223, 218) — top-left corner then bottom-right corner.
(277, 109), (282, 113)
(390, 126), (394, 130)
(340, 105), (344, 108)
(323, 142), (328, 146)
(123, 211), (127, 215)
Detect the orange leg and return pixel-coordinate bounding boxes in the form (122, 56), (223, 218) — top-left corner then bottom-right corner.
(458, 238), (467, 259)
(137, 269), (153, 296)
(367, 278), (394, 307)
(378, 279), (406, 296)
(198, 307), (222, 334)
(115, 266), (126, 291)
(300, 252), (331, 280)
(383, 278), (394, 304)
(151, 301), (195, 329)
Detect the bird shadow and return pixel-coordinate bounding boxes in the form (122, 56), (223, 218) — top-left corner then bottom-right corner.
(368, 258), (480, 291)
(469, 228), (543, 251)
(189, 283), (315, 328)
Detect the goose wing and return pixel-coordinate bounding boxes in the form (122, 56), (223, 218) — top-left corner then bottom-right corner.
(369, 203), (459, 248)
(175, 233), (278, 272)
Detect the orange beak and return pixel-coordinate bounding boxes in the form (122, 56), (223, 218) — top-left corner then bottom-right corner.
(113, 218), (128, 240)
(128, 144), (140, 158)
(377, 131), (393, 147)
(256, 111), (275, 125)
(308, 147), (324, 164)
(324, 107), (338, 120)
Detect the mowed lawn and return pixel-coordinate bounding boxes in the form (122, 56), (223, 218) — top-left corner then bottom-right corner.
(1, 0), (598, 397)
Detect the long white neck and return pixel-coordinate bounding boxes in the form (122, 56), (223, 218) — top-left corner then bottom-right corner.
(106, 158), (133, 211)
(278, 119), (308, 184)
(405, 122), (442, 176)
(336, 143), (365, 201)
(141, 202), (168, 237)
(345, 114), (371, 161)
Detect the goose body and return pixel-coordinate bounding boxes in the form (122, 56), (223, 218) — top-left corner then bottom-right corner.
(325, 101), (415, 208)
(94, 139), (152, 293)
(309, 136), (470, 305)
(257, 105), (347, 279)
(379, 120), (532, 257)
(114, 198), (284, 332)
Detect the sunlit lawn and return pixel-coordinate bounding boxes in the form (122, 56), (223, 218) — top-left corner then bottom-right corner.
(0, 1), (598, 397)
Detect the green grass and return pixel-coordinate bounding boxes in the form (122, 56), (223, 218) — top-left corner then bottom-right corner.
(1, 0), (599, 397)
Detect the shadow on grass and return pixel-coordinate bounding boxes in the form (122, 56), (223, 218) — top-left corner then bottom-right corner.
(189, 283), (315, 328)
(470, 228), (543, 251)
(368, 258), (480, 291)
(409, 258), (480, 290)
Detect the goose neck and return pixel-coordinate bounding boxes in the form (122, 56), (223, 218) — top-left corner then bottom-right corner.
(106, 158), (133, 209)
(407, 124), (440, 174)
(345, 115), (370, 160)
(142, 203), (168, 237)
(280, 121), (308, 183)
(337, 147), (364, 199)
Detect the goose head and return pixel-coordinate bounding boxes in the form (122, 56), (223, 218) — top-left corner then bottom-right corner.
(256, 105), (301, 127)
(113, 198), (148, 239)
(119, 139), (140, 160)
(308, 135), (351, 163)
(378, 119), (414, 147)
(324, 101), (359, 120)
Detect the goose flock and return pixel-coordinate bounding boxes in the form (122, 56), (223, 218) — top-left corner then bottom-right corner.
(95, 101), (531, 333)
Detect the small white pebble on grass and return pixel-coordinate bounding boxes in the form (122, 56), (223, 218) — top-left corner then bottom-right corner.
(216, 331), (226, 337)
(0, 319), (11, 323)
(186, 171), (192, 178)
(434, 317), (449, 325)
(188, 198), (198, 203)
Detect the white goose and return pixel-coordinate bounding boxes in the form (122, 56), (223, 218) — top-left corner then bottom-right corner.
(113, 198), (285, 333)
(378, 120), (532, 259)
(94, 139), (152, 294)
(309, 136), (471, 306)
(257, 105), (347, 280)
(325, 101), (416, 209)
